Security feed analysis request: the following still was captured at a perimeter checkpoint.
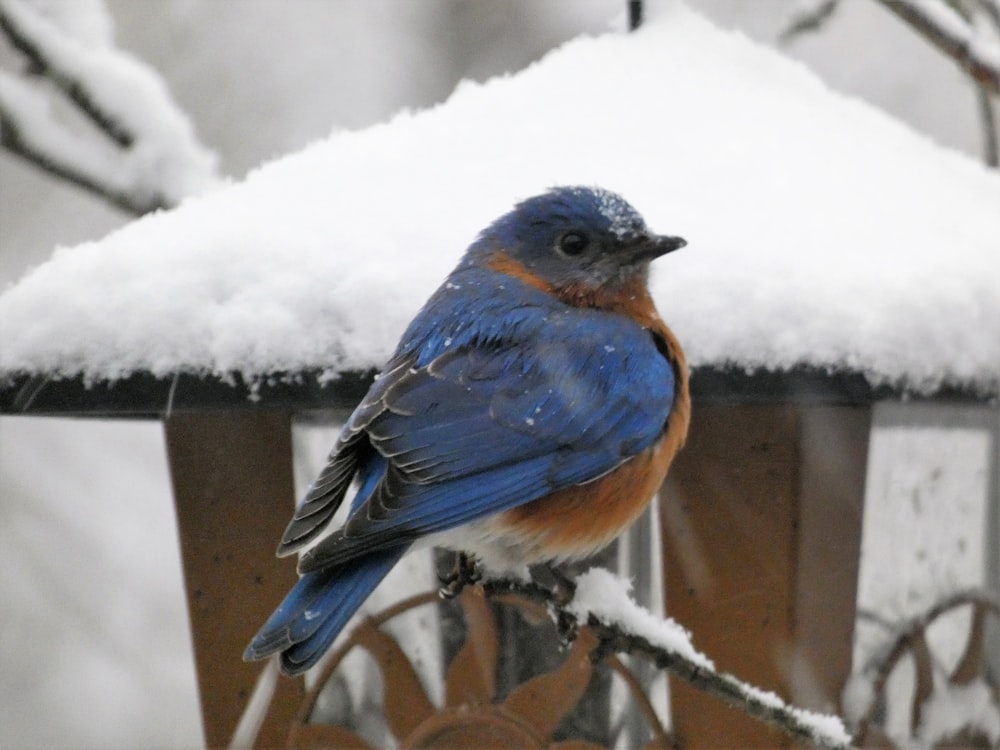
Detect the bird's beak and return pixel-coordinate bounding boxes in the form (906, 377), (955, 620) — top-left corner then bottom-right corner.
(624, 233), (687, 263)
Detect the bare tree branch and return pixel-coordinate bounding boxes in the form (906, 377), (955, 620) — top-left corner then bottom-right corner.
(977, 84), (1000, 164)
(628, 0), (643, 31)
(968, 0), (1000, 164)
(873, 0), (1000, 94)
(780, 0), (843, 44)
(0, 89), (164, 215)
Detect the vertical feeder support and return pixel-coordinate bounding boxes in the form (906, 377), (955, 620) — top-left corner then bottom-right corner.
(164, 411), (303, 748)
(661, 404), (870, 747)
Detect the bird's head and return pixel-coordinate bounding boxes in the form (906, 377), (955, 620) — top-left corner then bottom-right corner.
(467, 186), (686, 291)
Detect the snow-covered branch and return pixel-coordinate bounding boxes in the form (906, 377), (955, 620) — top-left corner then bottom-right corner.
(781, 0), (999, 165)
(483, 569), (853, 750)
(0, 71), (157, 215)
(0, 0), (219, 214)
(874, 0), (1000, 95)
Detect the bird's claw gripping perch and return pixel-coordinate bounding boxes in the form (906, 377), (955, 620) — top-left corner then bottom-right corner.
(439, 552), (482, 599)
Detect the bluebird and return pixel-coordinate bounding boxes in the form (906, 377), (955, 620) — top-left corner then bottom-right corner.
(245, 186), (690, 675)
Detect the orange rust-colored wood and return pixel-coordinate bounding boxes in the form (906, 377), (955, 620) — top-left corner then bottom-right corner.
(853, 593), (1000, 745)
(284, 587), (656, 749)
(661, 404), (870, 748)
(445, 587), (499, 707)
(402, 707), (548, 749)
(501, 627), (599, 740)
(952, 601), (989, 685)
(164, 411), (303, 749)
(353, 620), (436, 740)
(287, 723), (376, 750)
(909, 632), (935, 736)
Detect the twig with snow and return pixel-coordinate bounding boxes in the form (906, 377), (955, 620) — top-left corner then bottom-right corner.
(872, 0), (1000, 95)
(0, 0), (218, 214)
(484, 568), (854, 750)
(782, 0), (999, 166)
(0, 70), (151, 214)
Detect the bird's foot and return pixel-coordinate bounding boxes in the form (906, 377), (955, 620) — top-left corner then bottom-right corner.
(530, 563), (578, 607)
(527, 564), (580, 645)
(554, 607), (578, 646)
(439, 552), (481, 599)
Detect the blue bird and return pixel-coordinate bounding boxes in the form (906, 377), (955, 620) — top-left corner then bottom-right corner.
(245, 186), (690, 675)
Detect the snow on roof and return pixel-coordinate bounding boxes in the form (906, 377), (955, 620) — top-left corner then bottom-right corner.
(1, 2), (998, 395)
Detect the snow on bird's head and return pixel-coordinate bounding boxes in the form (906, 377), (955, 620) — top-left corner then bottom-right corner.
(590, 186), (649, 240)
(471, 185), (651, 252)
(522, 186), (648, 241)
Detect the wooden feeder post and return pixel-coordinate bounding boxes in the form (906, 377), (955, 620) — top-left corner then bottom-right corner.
(661, 402), (870, 747)
(164, 410), (304, 748)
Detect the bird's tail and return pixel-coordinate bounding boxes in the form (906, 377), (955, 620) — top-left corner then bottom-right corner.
(244, 546), (406, 675)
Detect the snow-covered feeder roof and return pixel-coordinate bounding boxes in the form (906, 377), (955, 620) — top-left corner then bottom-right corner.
(1, 3), (998, 415)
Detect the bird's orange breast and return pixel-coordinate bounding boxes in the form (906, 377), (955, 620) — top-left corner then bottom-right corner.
(486, 250), (691, 561)
(486, 251), (667, 328)
(497, 421), (686, 561)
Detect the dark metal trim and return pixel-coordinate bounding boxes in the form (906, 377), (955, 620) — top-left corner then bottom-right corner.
(1, 365), (993, 418)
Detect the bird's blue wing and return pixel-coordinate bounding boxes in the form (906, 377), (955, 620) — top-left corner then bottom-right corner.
(296, 271), (675, 573)
(278, 270), (520, 554)
(280, 269), (551, 554)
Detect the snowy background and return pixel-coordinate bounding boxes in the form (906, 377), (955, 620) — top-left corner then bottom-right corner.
(1, 1), (998, 747)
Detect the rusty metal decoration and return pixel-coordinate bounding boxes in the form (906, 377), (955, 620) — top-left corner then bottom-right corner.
(268, 587), (674, 749)
(851, 591), (1000, 748)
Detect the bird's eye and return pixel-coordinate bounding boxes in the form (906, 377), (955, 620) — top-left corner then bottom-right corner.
(557, 232), (589, 257)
